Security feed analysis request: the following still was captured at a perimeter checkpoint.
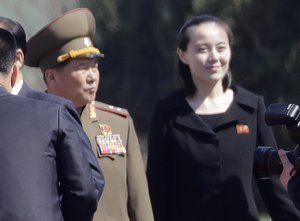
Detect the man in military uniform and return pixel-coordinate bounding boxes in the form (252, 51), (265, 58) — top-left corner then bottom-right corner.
(0, 28), (102, 221)
(25, 8), (154, 221)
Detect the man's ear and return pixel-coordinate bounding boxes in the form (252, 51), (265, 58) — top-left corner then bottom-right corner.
(10, 63), (18, 88)
(15, 49), (24, 68)
(177, 48), (188, 65)
(44, 69), (57, 87)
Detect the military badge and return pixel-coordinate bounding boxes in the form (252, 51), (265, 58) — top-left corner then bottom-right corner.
(84, 37), (93, 47)
(89, 101), (96, 119)
(236, 124), (250, 134)
(96, 124), (126, 156)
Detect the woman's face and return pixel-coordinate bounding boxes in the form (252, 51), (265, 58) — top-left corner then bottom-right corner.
(178, 22), (231, 86)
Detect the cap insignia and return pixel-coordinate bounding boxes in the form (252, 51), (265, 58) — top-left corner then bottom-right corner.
(84, 37), (93, 47)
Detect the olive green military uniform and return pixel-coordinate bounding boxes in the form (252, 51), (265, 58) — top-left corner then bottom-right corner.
(25, 8), (154, 221)
(81, 101), (153, 221)
(81, 102), (153, 221)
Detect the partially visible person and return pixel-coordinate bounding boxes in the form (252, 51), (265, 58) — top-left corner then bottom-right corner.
(279, 149), (300, 210)
(0, 28), (101, 221)
(146, 15), (300, 221)
(279, 149), (294, 189)
(25, 8), (153, 221)
(0, 16), (27, 95)
(0, 16), (104, 199)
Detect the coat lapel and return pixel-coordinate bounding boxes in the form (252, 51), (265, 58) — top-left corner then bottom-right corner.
(176, 111), (216, 136)
(174, 86), (257, 134)
(173, 92), (216, 136)
(214, 85), (258, 129)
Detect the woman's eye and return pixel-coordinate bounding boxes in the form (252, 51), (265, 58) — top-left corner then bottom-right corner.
(217, 45), (227, 51)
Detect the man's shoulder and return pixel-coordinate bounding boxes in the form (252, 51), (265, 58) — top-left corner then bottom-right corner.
(93, 100), (130, 118)
(25, 90), (76, 110)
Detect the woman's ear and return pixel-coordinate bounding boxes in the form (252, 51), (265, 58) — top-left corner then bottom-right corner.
(177, 48), (188, 65)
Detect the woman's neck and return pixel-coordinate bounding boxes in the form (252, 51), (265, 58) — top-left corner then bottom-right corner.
(186, 82), (233, 115)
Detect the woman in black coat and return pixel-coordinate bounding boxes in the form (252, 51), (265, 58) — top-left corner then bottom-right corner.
(146, 15), (300, 221)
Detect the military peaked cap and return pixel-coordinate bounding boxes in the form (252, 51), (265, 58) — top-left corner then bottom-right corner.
(25, 8), (104, 72)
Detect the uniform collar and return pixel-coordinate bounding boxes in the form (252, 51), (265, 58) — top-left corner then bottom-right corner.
(81, 102), (99, 123)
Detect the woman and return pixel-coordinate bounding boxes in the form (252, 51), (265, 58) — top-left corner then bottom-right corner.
(146, 15), (300, 221)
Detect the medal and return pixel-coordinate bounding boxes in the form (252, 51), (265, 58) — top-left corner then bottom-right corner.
(96, 124), (126, 156)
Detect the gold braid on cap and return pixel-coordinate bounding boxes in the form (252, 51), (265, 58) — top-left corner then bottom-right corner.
(57, 47), (103, 63)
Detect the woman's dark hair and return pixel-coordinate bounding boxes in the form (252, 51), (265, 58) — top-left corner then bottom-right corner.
(0, 28), (17, 74)
(176, 15), (233, 96)
(0, 17), (26, 56)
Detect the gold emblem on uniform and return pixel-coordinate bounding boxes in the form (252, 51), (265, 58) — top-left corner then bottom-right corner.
(89, 101), (96, 119)
(96, 124), (126, 156)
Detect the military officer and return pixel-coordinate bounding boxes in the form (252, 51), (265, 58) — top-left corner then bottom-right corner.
(25, 8), (154, 221)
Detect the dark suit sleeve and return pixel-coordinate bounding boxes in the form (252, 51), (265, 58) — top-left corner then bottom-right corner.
(62, 99), (105, 199)
(288, 174), (300, 210)
(146, 103), (170, 221)
(26, 90), (105, 203)
(254, 96), (300, 221)
(56, 106), (104, 221)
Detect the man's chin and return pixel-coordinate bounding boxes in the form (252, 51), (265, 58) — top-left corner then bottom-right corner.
(86, 96), (96, 104)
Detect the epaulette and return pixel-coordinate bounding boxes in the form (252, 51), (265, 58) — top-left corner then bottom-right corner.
(94, 101), (130, 117)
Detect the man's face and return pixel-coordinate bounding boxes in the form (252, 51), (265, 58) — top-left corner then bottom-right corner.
(47, 58), (100, 108)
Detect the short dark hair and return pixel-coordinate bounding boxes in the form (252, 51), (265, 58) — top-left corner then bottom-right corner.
(176, 15), (233, 96)
(0, 17), (26, 55)
(0, 28), (17, 74)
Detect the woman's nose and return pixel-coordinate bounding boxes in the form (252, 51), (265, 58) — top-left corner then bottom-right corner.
(208, 49), (218, 61)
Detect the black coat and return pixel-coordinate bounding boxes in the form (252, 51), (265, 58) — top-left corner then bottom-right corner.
(288, 173), (300, 210)
(0, 87), (103, 221)
(147, 85), (300, 221)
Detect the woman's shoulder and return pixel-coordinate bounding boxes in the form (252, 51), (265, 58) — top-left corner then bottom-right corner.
(233, 84), (262, 100)
(232, 84), (264, 109)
